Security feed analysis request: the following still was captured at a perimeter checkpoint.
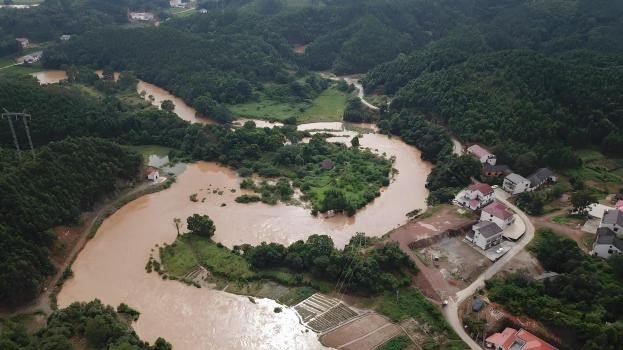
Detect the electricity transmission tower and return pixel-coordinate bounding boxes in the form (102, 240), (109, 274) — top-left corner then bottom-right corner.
(2, 110), (35, 160)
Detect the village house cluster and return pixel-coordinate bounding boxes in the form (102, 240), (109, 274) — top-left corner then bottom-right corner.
(455, 144), (561, 260)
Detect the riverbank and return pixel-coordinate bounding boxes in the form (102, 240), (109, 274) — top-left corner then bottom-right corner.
(0, 176), (175, 317)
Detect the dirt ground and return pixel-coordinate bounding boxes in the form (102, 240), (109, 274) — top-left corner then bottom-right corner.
(530, 208), (594, 252)
(320, 313), (403, 350)
(386, 205), (477, 300)
(497, 250), (544, 277)
(419, 236), (491, 293)
(389, 205), (475, 245)
(50, 211), (97, 266)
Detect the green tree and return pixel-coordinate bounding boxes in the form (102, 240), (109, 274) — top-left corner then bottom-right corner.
(160, 100), (175, 113)
(351, 136), (360, 148)
(186, 214), (216, 238)
(570, 190), (597, 217)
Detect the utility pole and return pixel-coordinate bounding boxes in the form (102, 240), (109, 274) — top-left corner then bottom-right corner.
(2, 110), (35, 160)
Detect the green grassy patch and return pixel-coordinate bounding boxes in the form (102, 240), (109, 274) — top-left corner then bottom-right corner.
(160, 234), (255, 281)
(228, 86), (350, 123)
(373, 288), (466, 350)
(551, 214), (583, 226)
(564, 148), (623, 184)
(126, 145), (172, 161)
(376, 335), (412, 350)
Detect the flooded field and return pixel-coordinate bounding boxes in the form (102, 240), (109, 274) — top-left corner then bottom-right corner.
(38, 70), (432, 349)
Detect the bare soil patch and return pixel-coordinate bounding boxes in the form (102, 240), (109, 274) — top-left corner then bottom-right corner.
(320, 313), (402, 350)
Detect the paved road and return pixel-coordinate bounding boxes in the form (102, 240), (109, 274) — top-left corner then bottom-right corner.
(442, 188), (536, 349)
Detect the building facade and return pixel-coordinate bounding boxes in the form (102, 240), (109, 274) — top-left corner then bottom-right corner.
(467, 221), (503, 250)
(503, 173), (531, 195)
(456, 182), (495, 210)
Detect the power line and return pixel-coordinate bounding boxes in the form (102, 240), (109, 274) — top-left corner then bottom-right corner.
(2, 110), (35, 160)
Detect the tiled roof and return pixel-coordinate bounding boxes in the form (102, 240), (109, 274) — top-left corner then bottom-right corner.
(474, 221), (503, 238)
(483, 201), (514, 220)
(602, 209), (623, 227)
(486, 328), (557, 350)
(527, 168), (555, 187)
(467, 144), (492, 158)
(468, 182), (494, 195)
(596, 227), (623, 251)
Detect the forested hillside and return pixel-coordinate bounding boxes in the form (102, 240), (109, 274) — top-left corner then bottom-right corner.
(0, 300), (171, 349)
(0, 138), (142, 305)
(364, 0), (623, 172)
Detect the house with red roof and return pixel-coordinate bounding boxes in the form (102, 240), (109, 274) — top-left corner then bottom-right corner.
(485, 328), (557, 350)
(481, 201), (515, 229)
(456, 182), (495, 210)
(146, 168), (160, 182)
(467, 144), (497, 165)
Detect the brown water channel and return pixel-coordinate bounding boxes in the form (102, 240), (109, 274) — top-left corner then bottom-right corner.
(34, 70), (432, 349)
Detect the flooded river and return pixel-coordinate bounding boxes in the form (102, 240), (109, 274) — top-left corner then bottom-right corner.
(36, 70), (432, 349)
(30, 70), (212, 124)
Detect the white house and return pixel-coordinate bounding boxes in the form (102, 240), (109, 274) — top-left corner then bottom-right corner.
(467, 144), (497, 165)
(15, 37), (29, 48)
(593, 227), (622, 259)
(129, 12), (155, 21)
(456, 182), (495, 210)
(147, 169), (160, 182)
(503, 173), (531, 195)
(592, 209), (623, 259)
(199, 8), (208, 13)
(527, 168), (557, 190)
(481, 201), (515, 228)
(60, 34), (71, 41)
(466, 221), (503, 250)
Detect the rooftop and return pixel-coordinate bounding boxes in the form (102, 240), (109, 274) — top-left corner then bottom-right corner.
(527, 168), (555, 187)
(474, 221), (503, 238)
(483, 201), (514, 220)
(505, 173), (529, 184)
(602, 209), (623, 227)
(486, 328), (557, 350)
(467, 182), (494, 195)
(467, 144), (492, 158)
(595, 227), (623, 251)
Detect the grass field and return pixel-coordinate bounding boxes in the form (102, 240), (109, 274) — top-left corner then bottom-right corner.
(376, 335), (412, 350)
(228, 86), (350, 123)
(167, 7), (196, 17)
(160, 234), (255, 281)
(373, 288), (467, 350)
(564, 148), (623, 186)
(126, 145), (173, 164)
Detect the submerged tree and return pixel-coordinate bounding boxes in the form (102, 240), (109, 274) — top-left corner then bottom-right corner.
(186, 214), (216, 238)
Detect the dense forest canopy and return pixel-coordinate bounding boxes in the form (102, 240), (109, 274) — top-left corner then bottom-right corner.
(0, 300), (171, 349)
(0, 137), (142, 305)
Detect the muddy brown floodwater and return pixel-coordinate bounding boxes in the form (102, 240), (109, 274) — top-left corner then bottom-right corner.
(35, 70), (432, 349)
(31, 70), (213, 124)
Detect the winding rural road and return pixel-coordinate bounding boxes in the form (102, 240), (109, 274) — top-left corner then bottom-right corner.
(442, 188), (536, 349)
(324, 75), (380, 111)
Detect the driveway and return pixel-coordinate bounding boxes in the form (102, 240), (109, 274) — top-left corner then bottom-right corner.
(442, 188), (536, 349)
